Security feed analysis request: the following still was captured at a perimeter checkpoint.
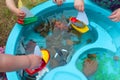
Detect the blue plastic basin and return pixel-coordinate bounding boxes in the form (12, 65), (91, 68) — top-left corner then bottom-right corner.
(5, 0), (120, 80)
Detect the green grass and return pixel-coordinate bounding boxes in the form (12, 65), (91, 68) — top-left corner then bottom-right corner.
(0, 0), (17, 46)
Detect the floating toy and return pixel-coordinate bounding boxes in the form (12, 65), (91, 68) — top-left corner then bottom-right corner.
(17, 0), (38, 25)
(25, 46), (50, 75)
(69, 17), (89, 33)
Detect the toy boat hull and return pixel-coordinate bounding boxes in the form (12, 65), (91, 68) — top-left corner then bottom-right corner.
(69, 17), (89, 33)
(71, 23), (89, 33)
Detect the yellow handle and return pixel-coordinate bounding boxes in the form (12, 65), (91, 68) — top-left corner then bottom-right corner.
(41, 49), (50, 63)
(18, 0), (23, 8)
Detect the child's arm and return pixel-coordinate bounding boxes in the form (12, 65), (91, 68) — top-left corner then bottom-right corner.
(0, 54), (41, 72)
(6, 0), (25, 19)
(109, 8), (120, 22)
(74, 0), (84, 12)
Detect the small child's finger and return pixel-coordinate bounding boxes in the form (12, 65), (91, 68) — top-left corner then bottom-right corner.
(111, 18), (119, 22)
(109, 14), (117, 19)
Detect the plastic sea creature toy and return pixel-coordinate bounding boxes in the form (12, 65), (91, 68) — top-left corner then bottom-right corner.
(25, 45), (50, 75)
(82, 53), (97, 76)
(83, 59), (98, 77)
(113, 56), (119, 61)
(69, 17), (89, 33)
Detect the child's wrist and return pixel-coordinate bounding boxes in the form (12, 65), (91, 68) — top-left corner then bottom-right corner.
(26, 55), (32, 69)
(11, 7), (18, 13)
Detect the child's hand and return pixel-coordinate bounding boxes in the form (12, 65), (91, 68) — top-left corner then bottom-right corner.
(53, 0), (65, 5)
(109, 8), (120, 22)
(74, 0), (84, 12)
(27, 54), (42, 69)
(14, 8), (26, 19)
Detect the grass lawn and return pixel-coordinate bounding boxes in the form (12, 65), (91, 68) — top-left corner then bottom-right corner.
(0, 0), (17, 47)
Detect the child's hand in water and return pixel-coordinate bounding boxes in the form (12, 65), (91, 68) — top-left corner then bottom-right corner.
(109, 8), (120, 22)
(53, 0), (65, 5)
(27, 54), (42, 69)
(74, 0), (84, 12)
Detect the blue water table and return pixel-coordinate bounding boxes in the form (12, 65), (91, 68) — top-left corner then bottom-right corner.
(5, 0), (120, 80)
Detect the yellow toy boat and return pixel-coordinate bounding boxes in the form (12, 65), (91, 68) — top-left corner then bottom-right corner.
(69, 17), (89, 33)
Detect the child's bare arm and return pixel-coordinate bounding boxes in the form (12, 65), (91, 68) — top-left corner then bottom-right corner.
(6, 0), (25, 19)
(0, 54), (41, 72)
(74, 0), (84, 12)
(6, 0), (19, 15)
